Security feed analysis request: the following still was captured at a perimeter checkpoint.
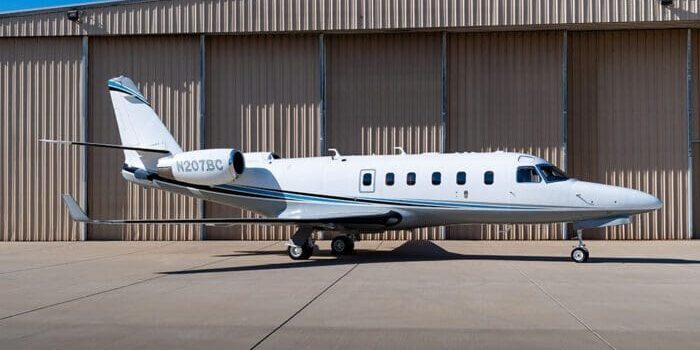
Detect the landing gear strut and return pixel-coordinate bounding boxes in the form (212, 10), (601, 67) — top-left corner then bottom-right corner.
(331, 235), (356, 256)
(570, 230), (589, 263)
(286, 226), (315, 260)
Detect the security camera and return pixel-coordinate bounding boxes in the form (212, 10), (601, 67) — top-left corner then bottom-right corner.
(66, 10), (80, 22)
(660, 0), (673, 5)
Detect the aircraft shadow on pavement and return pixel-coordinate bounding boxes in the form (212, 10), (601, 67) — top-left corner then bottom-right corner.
(159, 240), (700, 275)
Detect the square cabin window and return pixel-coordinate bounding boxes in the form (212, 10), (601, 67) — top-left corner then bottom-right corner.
(407, 172), (416, 186)
(386, 172), (395, 186)
(362, 173), (372, 186)
(484, 171), (494, 185)
(516, 166), (541, 183)
(456, 171), (466, 185)
(432, 172), (441, 185)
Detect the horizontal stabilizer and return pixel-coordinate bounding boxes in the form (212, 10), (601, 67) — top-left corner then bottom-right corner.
(62, 194), (402, 228)
(40, 139), (170, 154)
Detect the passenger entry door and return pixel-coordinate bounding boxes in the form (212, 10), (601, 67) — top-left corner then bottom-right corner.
(359, 169), (376, 193)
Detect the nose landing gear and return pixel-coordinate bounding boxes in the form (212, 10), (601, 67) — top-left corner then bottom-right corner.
(570, 230), (589, 263)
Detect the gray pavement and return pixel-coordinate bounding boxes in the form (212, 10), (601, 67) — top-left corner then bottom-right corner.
(1, 240), (699, 349)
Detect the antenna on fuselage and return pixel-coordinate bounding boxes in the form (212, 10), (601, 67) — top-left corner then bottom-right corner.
(328, 148), (341, 160)
(394, 146), (406, 155)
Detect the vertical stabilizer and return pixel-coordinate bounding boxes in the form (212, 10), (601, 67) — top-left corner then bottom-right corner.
(107, 76), (182, 170)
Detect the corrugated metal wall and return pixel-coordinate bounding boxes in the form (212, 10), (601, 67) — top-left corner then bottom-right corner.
(447, 31), (564, 240)
(3, 0), (700, 37)
(88, 35), (200, 240)
(1, 29), (696, 241)
(694, 30), (700, 239)
(0, 37), (83, 241)
(204, 35), (319, 240)
(326, 33), (442, 240)
(568, 30), (688, 240)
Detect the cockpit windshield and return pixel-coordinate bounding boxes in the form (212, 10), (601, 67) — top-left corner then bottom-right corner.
(536, 164), (569, 183)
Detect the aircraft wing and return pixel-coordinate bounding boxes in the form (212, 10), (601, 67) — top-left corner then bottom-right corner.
(62, 194), (401, 229)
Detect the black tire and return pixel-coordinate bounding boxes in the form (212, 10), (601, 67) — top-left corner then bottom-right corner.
(332, 236), (356, 255)
(571, 247), (589, 263)
(288, 244), (313, 260)
(346, 239), (355, 255)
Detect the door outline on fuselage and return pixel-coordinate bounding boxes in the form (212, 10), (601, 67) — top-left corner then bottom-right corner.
(359, 169), (376, 193)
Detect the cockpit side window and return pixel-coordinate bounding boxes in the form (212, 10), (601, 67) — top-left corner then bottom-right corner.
(516, 166), (541, 183)
(536, 164), (569, 183)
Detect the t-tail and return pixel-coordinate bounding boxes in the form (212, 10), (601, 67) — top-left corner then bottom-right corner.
(41, 76), (245, 187)
(107, 76), (182, 171)
(110, 77), (244, 186)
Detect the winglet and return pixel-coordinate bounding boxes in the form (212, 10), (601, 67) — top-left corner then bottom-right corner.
(62, 194), (92, 223)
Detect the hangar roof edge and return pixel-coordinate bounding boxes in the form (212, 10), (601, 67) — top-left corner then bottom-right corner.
(1, 0), (699, 38)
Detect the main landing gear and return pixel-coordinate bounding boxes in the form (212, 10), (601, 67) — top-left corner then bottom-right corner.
(286, 228), (358, 260)
(286, 226), (316, 260)
(330, 234), (356, 256)
(570, 230), (589, 263)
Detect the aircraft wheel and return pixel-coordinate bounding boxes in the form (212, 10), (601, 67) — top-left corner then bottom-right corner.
(288, 244), (313, 260)
(571, 247), (589, 263)
(331, 236), (354, 255)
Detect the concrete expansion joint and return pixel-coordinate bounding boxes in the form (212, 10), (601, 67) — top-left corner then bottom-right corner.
(0, 241), (280, 323)
(515, 267), (617, 350)
(247, 242), (376, 350)
(0, 241), (178, 276)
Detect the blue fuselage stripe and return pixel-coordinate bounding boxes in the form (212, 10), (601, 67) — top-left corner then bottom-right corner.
(216, 184), (579, 211)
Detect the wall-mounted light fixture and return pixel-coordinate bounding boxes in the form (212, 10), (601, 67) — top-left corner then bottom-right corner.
(66, 10), (81, 22)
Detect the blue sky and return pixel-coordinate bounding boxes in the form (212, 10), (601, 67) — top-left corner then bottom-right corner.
(0, 0), (118, 14)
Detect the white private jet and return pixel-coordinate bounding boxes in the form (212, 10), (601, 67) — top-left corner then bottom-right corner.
(44, 76), (662, 263)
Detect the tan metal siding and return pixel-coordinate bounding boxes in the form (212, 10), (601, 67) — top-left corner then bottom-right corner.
(88, 35), (200, 240)
(690, 29), (699, 239)
(326, 33), (442, 240)
(447, 31), (564, 240)
(569, 30), (688, 240)
(204, 35), (319, 240)
(0, 37), (83, 241)
(3, 0), (700, 37)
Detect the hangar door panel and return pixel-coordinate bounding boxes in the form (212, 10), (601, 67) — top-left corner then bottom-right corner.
(447, 31), (564, 240)
(326, 33), (442, 240)
(689, 29), (700, 239)
(0, 37), (83, 241)
(569, 30), (687, 239)
(88, 36), (200, 240)
(204, 35), (320, 240)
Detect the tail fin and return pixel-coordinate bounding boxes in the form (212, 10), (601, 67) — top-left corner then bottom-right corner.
(108, 76), (182, 170)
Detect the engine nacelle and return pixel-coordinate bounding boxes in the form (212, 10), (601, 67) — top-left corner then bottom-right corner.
(157, 149), (245, 186)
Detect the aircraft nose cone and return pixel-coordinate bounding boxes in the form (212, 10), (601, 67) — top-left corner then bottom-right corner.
(619, 187), (662, 213)
(571, 181), (662, 213)
(637, 192), (663, 211)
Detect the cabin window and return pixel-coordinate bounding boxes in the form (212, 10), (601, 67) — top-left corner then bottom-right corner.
(407, 172), (416, 186)
(516, 166), (541, 183)
(456, 171), (466, 185)
(362, 173), (372, 186)
(484, 171), (494, 185)
(432, 172), (441, 185)
(385, 173), (395, 186)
